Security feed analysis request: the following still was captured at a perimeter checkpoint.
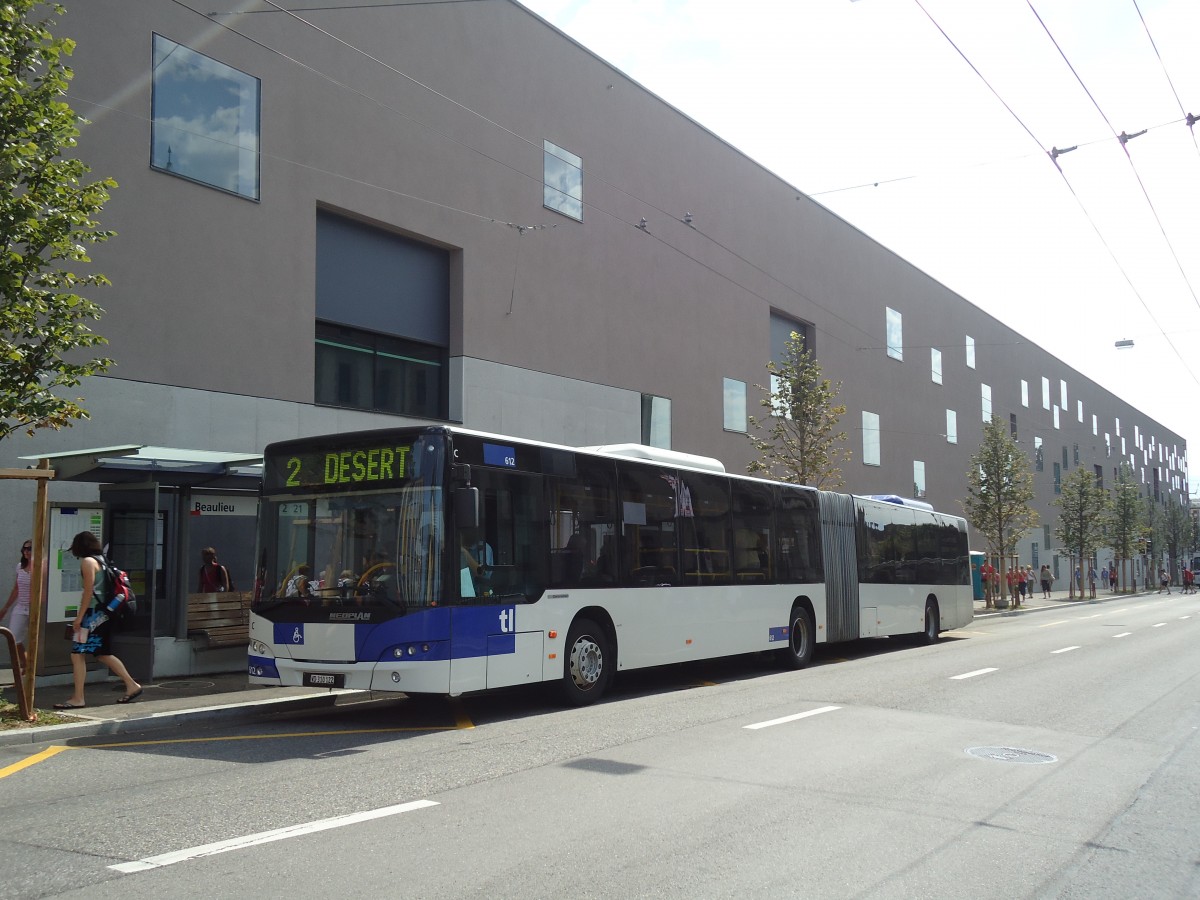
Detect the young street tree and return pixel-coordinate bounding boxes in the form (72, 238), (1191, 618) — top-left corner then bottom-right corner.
(746, 332), (850, 488)
(1053, 466), (1111, 599)
(0, 2), (115, 442)
(1163, 498), (1190, 584)
(962, 416), (1038, 606)
(1106, 464), (1142, 592)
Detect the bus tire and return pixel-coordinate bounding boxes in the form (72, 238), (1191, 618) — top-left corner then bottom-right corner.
(561, 618), (611, 706)
(919, 598), (940, 644)
(780, 605), (815, 670)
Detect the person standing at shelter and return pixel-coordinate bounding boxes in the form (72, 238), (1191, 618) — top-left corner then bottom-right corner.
(197, 547), (231, 593)
(1039, 564), (1053, 598)
(0, 539), (33, 674)
(56, 531), (142, 709)
(1088, 564), (1097, 599)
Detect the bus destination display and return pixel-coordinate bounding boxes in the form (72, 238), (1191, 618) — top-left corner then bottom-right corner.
(265, 443), (413, 492)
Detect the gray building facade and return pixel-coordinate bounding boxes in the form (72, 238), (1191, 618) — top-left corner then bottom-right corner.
(2, 0), (1186, 677)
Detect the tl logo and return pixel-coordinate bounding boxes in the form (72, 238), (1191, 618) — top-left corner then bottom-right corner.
(497, 607), (516, 633)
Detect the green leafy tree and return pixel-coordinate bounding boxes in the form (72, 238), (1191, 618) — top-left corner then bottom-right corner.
(0, 2), (115, 441)
(747, 333), (850, 488)
(962, 416), (1038, 606)
(1163, 498), (1190, 583)
(1106, 464), (1142, 592)
(1053, 466), (1111, 598)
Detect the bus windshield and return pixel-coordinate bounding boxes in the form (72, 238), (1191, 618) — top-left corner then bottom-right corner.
(253, 432), (448, 620)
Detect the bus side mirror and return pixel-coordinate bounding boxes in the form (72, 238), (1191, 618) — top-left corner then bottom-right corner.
(455, 487), (480, 529)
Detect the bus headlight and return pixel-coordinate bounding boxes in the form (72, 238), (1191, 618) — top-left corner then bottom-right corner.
(251, 640), (270, 656)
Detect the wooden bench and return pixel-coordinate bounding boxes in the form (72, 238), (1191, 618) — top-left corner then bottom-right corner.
(187, 591), (251, 649)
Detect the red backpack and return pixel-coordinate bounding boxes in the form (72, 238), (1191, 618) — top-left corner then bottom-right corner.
(93, 554), (139, 624)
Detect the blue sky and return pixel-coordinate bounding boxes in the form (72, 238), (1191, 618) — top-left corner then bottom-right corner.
(519, 0), (1200, 494)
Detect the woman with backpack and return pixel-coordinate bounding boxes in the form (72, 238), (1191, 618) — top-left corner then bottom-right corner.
(55, 531), (142, 710)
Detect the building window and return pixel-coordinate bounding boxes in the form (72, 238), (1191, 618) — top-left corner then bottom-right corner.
(1062, 446), (1069, 470)
(543, 140), (583, 220)
(1053, 406), (1060, 429)
(930, 348), (942, 384)
(315, 323), (444, 417)
(723, 378), (746, 432)
(1073, 443), (1080, 465)
(1093, 414), (1098, 436)
(1053, 462), (1061, 494)
(151, 34), (260, 200)
(1021, 380), (1029, 408)
(1042, 377), (1051, 410)
(1115, 417), (1121, 436)
(641, 394), (671, 449)
(1010, 413), (1017, 439)
(1094, 464), (1103, 489)
(315, 211), (449, 418)
(965, 335), (975, 369)
(886, 308), (903, 361)
(1105, 433), (1111, 457)
(1034, 436), (1043, 471)
(862, 411), (881, 466)
(913, 460), (926, 498)
(1060, 379), (1068, 409)
(1077, 400), (1083, 423)
(981, 383), (991, 422)
(946, 409), (957, 444)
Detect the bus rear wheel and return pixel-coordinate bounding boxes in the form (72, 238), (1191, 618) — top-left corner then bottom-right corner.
(561, 618), (611, 706)
(919, 599), (940, 644)
(780, 606), (815, 670)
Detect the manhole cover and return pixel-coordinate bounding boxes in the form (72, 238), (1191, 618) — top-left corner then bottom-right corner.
(966, 746), (1057, 764)
(158, 680), (216, 691)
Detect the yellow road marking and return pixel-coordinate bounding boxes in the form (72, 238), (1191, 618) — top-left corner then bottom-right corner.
(0, 745), (71, 779)
(450, 699), (475, 729)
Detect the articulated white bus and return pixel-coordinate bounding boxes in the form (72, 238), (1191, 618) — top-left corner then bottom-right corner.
(248, 426), (972, 704)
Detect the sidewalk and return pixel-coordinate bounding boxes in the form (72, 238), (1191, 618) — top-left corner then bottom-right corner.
(974, 586), (1160, 617)
(0, 669), (362, 748)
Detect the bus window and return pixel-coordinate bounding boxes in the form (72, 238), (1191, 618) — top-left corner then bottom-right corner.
(732, 480), (773, 582)
(457, 469), (546, 602)
(546, 457), (617, 588)
(776, 486), (822, 583)
(617, 462), (679, 587)
(678, 471), (731, 586)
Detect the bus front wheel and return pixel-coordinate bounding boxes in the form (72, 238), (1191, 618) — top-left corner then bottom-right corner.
(781, 606), (815, 670)
(561, 618), (611, 706)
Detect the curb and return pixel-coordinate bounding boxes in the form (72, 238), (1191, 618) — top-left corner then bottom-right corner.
(973, 589), (1156, 618)
(0, 689), (365, 748)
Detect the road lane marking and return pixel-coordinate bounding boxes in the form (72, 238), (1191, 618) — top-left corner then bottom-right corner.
(950, 668), (998, 680)
(1051, 646), (1080, 654)
(1153, 623), (1167, 628)
(1080, 614), (1102, 620)
(110, 799), (439, 873)
(744, 705), (840, 730)
(1038, 620), (1069, 627)
(82, 726), (454, 749)
(1181, 616), (1192, 620)
(0, 745), (71, 779)
(1113, 632), (1132, 638)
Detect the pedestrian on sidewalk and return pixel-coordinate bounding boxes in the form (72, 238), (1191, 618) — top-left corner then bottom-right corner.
(1110, 565), (1118, 592)
(55, 531), (142, 710)
(1088, 564), (1097, 599)
(0, 539), (32, 674)
(1039, 564), (1052, 598)
(1158, 568), (1170, 594)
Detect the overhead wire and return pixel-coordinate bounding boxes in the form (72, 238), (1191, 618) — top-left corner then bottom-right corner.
(912, 0), (1200, 391)
(1027, 0), (1200, 319)
(1131, 0), (1200, 160)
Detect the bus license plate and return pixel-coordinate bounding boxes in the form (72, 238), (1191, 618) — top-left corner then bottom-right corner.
(303, 672), (345, 688)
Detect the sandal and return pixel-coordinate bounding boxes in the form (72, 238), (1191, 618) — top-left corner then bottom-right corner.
(117, 688), (143, 704)
(54, 702), (86, 710)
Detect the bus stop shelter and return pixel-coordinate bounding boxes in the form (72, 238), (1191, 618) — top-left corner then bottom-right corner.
(19, 446), (262, 683)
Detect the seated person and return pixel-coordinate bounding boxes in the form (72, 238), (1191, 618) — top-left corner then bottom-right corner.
(459, 529), (494, 597)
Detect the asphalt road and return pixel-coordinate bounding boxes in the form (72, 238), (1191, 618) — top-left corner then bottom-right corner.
(2, 592), (1198, 899)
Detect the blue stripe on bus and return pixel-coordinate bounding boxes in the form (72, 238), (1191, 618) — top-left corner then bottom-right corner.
(351, 604), (520, 661)
(768, 626), (790, 643)
(248, 655), (279, 679)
